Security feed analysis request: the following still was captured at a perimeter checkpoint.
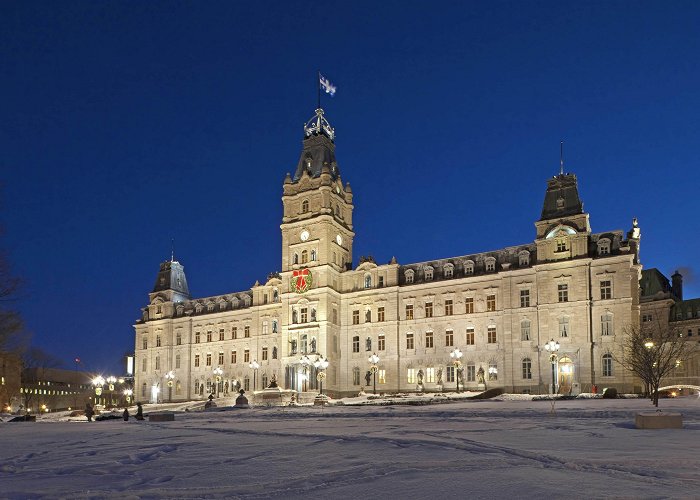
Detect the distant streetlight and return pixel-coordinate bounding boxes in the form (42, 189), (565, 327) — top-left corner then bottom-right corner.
(92, 376), (105, 405)
(165, 371), (175, 402)
(123, 389), (133, 404)
(314, 356), (329, 395)
(368, 353), (380, 394)
(213, 367), (223, 397)
(544, 339), (561, 394)
(248, 360), (260, 391)
(450, 348), (463, 393)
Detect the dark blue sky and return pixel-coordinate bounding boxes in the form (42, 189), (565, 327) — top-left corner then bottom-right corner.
(2, 1), (699, 374)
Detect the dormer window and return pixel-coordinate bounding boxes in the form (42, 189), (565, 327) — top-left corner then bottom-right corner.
(424, 266), (434, 280)
(518, 251), (530, 267)
(156, 305), (162, 315)
(556, 239), (568, 252)
(444, 263), (454, 278)
(597, 238), (611, 256)
(207, 303), (214, 312)
(301, 200), (309, 213)
(464, 260), (475, 276)
(485, 257), (496, 272)
(405, 269), (415, 284)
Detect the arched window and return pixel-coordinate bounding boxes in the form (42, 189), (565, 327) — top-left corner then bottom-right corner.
(293, 253), (299, 265)
(141, 382), (147, 397)
(301, 250), (308, 264)
(602, 353), (613, 377)
(464, 260), (475, 276)
(522, 358), (532, 379)
(335, 204), (340, 217)
(364, 275), (372, 288)
(485, 257), (496, 272)
(302, 200), (309, 213)
(444, 263), (454, 278)
(424, 266), (434, 280)
(405, 269), (415, 284)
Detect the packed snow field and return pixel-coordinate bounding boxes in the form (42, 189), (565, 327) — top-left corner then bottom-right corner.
(2, 396), (699, 499)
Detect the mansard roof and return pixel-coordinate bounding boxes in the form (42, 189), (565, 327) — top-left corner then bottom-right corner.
(640, 268), (674, 300)
(540, 173), (584, 221)
(152, 260), (190, 297)
(670, 298), (700, 322)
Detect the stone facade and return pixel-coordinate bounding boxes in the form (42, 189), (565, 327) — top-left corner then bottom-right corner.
(134, 109), (645, 401)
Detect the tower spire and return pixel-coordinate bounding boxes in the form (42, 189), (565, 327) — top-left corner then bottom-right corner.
(560, 140), (564, 175)
(171, 238), (175, 262)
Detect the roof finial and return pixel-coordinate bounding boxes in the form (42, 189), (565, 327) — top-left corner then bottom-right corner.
(560, 140), (564, 175)
(171, 238), (175, 262)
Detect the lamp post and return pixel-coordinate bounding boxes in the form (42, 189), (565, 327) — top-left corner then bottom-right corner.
(368, 353), (380, 394)
(313, 356), (329, 395)
(123, 389), (133, 405)
(299, 355), (310, 392)
(248, 360), (260, 391)
(450, 348), (463, 393)
(105, 376), (117, 407)
(213, 367), (223, 397)
(92, 376), (105, 406)
(165, 371), (175, 402)
(544, 339), (560, 394)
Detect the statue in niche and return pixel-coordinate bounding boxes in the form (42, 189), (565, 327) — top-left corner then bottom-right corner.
(365, 310), (371, 322)
(292, 309), (298, 324)
(365, 370), (372, 386)
(437, 368), (443, 385)
(272, 346), (278, 359)
(366, 337), (372, 351)
(477, 366), (485, 385)
(417, 369), (424, 386)
(310, 337), (317, 353)
(290, 339), (297, 354)
(311, 308), (316, 322)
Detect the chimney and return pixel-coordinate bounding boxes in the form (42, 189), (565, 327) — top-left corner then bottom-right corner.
(671, 270), (683, 301)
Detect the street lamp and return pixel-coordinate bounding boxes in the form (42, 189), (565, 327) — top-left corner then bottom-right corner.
(165, 371), (175, 402)
(450, 348), (463, 393)
(544, 339), (560, 394)
(105, 376), (117, 407)
(92, 376), (105, 405)
(248, 360), (260, 391)
(368, 353), (380, 394)
(213, 367), (223, 397)
(299, 355), (310, 392)
(123, 389), (133, 405)
(314, 356), (329, 395)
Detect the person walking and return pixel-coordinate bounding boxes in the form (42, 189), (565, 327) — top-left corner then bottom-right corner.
(85, 403), (94, 422)
(123, 408), (130, 421)
(135, 402), (144, 421)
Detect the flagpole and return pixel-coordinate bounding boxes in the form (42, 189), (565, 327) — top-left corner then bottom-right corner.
(317, 70), (321, 110)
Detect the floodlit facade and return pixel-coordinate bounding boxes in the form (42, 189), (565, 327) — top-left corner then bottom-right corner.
(134, 108), (646, 401)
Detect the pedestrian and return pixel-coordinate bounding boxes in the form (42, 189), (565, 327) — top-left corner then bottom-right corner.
(135, 402), (144, 421)
(85, 403), (94, 422)
(123, 408), (129, 421)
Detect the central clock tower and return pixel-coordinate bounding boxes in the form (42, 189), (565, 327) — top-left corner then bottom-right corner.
(280, 108), (354, 284)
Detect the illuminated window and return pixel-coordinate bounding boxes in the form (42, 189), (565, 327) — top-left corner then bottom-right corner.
(425, 331), (434, 348)
(465, 298), (474, 314)
(425, 302), (433, 318)
(488, 361), (498, 380)
(406, 332), (414, 350)
(445, 329), (454, 347)
(556, 239), (568, 252)
(407, 368), (417, 384)
(426, 367), (435, 383)
(378, 369), (386, 384)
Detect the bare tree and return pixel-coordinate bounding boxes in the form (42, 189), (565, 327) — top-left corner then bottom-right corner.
(615, 320), (693, 407)
(0, 252), (25, 353)
(21, 347), (62, 413)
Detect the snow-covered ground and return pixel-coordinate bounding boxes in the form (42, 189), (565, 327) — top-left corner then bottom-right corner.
(2, 396), (699, 499)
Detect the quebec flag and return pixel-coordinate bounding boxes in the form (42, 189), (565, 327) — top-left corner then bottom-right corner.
(319, 73), (337, 97)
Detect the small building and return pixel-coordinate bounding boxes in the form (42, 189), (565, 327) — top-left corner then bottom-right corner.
(20, 368), (94, 413)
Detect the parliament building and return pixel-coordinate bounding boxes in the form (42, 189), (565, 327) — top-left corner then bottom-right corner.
(134, 108), (650, 402)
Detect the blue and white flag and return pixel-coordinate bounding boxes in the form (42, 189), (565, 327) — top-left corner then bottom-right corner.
(319, 73), (336, 97)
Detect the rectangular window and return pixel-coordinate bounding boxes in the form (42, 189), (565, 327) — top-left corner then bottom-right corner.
(301, 308), (308, 323)
(175, 354), (181, 369)
(378, 334), (386, 351)
(218, 352), (224, 365)
(207, 331), (212, 342)
(601, 313), (612, 336)
(142, 338), (148, 350)
(352, 336), (360, 353)
(425, 302), (433, 318)
(445, 329), (454, 347)
(262, 347), (268, 361)
(600, 280), (612, 300)
(446, 366), (455, 382)
(425, 331), (434, 348)
(353, 368), (361, 386)
(406, 304), (414, 320)
(556, 239), (567, 252)
(156, 335), (161, 347)
(232, 327), (238, 339)
(520, 289), (530, 308)
(486, 295), (496, 312)
(262, 322), (269, 335)
(642, 314), (653, 323)
(244, 326), (250, 338)
(406, 332), (414, 350)
(244, 349), (250, 362)
(445, 299), (453, 316)
(194, 355), (200, 368)
(244, 378), (250, 391)
(559, 317), (569, 337)
(407, 368), (416, 384)
(206, 354), (212, 366)
(353, 310), (360, 325)
(465, 298), (474, 314)
(488, 362), (498, 380)
(142, 358), (147, 372)
(558, 284), (569, 302)
(466, 363), (475, 382)
(378, 369), (386, 384)
(487, 326), (497, 344)
(466, 327), (475, 345)
(378, 307), (385, 322)
(426, 367), (435, 383)
(332, 309), (338, 324)
(603, 355), (613, 377)
(521, 320), (531, 341)
(522, 359), (532, 379)
(231, 350), (237, 364)
(378, 276), (384, 287)
(176, 332), (181, 345)
(195, 332), (201, 343)
(219, 329), (225, 341)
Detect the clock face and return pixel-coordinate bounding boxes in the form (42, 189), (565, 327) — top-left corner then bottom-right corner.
(336, 234), (343, 246)
(300, 230), (309, 242)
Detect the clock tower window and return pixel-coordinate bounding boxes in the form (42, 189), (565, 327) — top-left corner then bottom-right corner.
(301, 250), (308, 264)
(301, 200), (309, 213)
